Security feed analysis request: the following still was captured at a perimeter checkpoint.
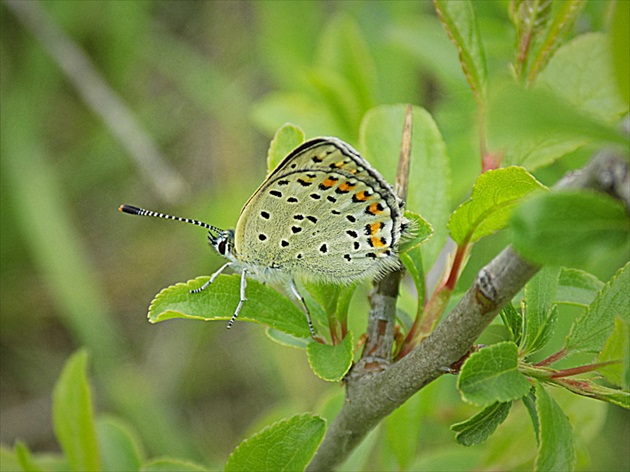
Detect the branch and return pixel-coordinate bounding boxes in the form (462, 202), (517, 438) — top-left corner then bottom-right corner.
(307, 148), (629, 471)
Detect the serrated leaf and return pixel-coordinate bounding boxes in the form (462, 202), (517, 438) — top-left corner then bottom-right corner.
(52, 350), (100, 472)
(360, 104), (450, 274)
(451, 401), (512, 447)
(306, 333), (354, 382)
(434, 0), (487, 101)
(148, 275), (311, 339)
(400, 210), (433, 254)
(589, 384), (630, 409)
(141, 459), (209, 471)
(565, 263), (630, 355)
(511, 191), (630, 268)
(597, 318), (630, 389)
(96, 416), (143, 472)
(457, 342), (532, 406)
(225, 414), (326, 472)
(500, 302), (523, 344)
(448, 166), (546, 245)
(537, 33), (627, 123)
(555, 268), (604, 307)
(521, 267), (561, 355)
(267, 124), (305, 171)
(524, 0), (586, 82)
(534, 382), (576, 472)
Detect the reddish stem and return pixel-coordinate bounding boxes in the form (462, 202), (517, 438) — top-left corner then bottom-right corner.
(551, 360), (620, 379)
(535, 348), (568, 366)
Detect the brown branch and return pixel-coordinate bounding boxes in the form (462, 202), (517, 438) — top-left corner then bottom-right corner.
(307, 149), (629, 471)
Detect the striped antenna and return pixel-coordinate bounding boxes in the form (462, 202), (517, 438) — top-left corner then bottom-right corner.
(119, 204), (222, 234)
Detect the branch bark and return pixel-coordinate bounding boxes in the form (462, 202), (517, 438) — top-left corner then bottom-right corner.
(307, 148), (629, 471)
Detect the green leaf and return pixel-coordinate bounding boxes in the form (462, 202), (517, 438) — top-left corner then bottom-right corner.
(488, 83), (627, 169)
(500, 302), (523, 344)
(451, 401), (512, 447)
(519, 1), (586, 82)
(1, 446), (21, 472)
(511, 191), (630, 268)
(522, 387), (540, 443)
(598, 318), (630, 389)
(316, 13), (376, 123)
(537, 33), (628, 124)
(433, 0), (487, 101)
(589, 383), (630, 409)
(612, 0), (630, 106)
(448, 166), (546, 245)
(148, 275), (311, 339)
(267, 124), (305, 171)
(555, 268), (604, 307)
(15, 441), (43, 472)
(400, 246), (426, 313)
(565, 263), (630, 355)
(225, 414), (326, 472)
(399, 210), (433, 254)
(306, 333), (354, 382)
(360, 104), (450, 273)
(534, 382), (576, 472)
(457, 342), (532, 406)
(266, 328), (311, 350)
(141, 459), (209, 471)
(96, 416), (143, 472)
(521, 267), (561, 355)
(52, 350), (100, 472)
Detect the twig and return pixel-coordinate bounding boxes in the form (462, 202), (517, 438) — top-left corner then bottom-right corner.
(354, 106), (413, 372)
(307, 149), (629, 471)
(5, 0), (188, 204)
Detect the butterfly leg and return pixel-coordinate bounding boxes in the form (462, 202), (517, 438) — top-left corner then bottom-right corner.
(190, 262), (232, 293)
(290, 279), (316, 338)
(227, 268), (248, 329)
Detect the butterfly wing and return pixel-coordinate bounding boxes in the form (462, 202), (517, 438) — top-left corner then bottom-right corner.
(234, 138), (405, 284)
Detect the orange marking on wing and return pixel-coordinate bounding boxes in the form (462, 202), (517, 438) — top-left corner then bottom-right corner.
(371, 236), (387, 248)
(354, 190), (371, 201)
(369, 222), (381, 235)
(320, 177), (337, 189)
(367, 202), (384, 215)
(338, 181), (357, 192)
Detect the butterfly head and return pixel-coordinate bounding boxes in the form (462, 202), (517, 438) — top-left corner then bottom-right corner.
(208, 229), (236, 259)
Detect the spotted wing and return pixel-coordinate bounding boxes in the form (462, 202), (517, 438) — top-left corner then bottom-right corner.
(234, 138), (404, 284)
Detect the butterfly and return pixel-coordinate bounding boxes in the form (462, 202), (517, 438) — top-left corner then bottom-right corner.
(120, 137), (408, 338)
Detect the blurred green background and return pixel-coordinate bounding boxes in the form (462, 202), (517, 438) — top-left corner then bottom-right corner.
(1, 1), (627, 470)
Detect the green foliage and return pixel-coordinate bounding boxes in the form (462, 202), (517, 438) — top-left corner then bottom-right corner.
(306, 333), (354, 382)
(564, 263), (630, 355)
(225, 414), (326, 472)
(458, 342), (532, 406)
(267, 123), (306, 171)
(52, 350), (100, 472)
(511, 191), (630, 268)
(148, 275), (311, 338)
(451, 401), (512, 447)
(448, 166), (546, 245)
(534, 382), (576, 472)
(3, 1), (629, 472)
